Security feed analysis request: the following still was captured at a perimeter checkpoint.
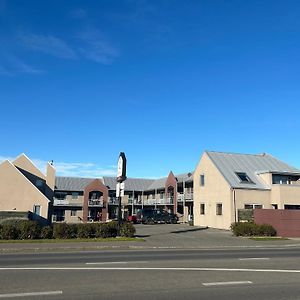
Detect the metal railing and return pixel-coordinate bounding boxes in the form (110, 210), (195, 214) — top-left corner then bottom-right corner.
(177, 192), (193, 202)
(88, 199), (103, 207)
(53, 198), (69, 205)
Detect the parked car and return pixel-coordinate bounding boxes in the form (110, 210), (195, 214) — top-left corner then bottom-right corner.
(127, 215), (137, 224)
(136, 209), (178, 224)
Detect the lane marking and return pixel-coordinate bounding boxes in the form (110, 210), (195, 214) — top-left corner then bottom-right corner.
(239, 258), (270, 261)
(0, 291), (62, 298)
(0, 267), (300, 273)
(86, 261), (148, 265)
(203, 281), (252, 286)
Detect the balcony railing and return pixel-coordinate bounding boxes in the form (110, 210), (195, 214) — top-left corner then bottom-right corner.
(52, 215), (65, 222)
(53, 198), (69, 205)
(177, 192), (194, 202)
(128, 198), (143, 205)
(88, 199), (103, 207)
(109, 197), (119, 205)
(144, 198), (174, 205)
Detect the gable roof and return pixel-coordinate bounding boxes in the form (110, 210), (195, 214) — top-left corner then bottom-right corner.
(206, 151), (300, 190)
(55, 176), (96, 191)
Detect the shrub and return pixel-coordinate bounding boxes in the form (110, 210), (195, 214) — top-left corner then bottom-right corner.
(119, 222), (135, 238)
(53, 223), (69, 239)
(0, 224), (19, 240)
(231, 222), (276, 237)
(107, 221), (118, 237)
(40, 226), (53, 239)
(17, 220), (41, 239)
(77, 224), (96, 238)
(95, 223), (110, 238)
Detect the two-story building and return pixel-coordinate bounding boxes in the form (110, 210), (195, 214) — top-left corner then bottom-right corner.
(193, 151), (300, 229)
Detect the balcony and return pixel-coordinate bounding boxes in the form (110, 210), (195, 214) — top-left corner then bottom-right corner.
(109, 197), (119, 205)
(53, 198), (69, 205)
(88, 199), (103, 207)
(128, 198), (143, 205)
(144, 198), (174, 205)
(177, 192), (194, 202)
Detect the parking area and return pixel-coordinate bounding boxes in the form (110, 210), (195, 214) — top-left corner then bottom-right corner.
(134, 223), (300, 248)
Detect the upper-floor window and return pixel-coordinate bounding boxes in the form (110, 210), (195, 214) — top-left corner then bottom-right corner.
(236, 172), (252, 183)
(200, 174), (205, 186)
(72, 192), (79, 200)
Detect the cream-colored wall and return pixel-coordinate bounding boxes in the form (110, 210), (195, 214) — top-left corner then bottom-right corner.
(258, 173), (272, 186)
(234, 189), (271, 210)
(0, 161), (49, 219)
(13, 154), (46, 180)
(193, 152), (232, 230)
(271, 185), (300, 209)
(46, 163), (55, 191)
(64, 209), (83, 223)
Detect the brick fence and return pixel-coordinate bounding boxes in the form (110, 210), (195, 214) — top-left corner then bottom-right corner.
(254, 209), (300, 237)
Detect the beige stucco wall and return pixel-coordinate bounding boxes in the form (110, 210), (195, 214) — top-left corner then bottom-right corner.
(64, 209), (83, 223)
(234, 189), (271, 210)
(258, 173), (272, 186)
(13, 154), (46, 180)
(271, 185), (300, 208)
(193, 152), (232, 230)
(0, 160), (49, 219)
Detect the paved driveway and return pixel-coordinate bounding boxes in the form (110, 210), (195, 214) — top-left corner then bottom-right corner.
(134, 223), (300, 248)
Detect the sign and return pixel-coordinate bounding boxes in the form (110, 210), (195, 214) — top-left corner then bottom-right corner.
(116, 182), (125, 197)
(117, 152), (127, 183)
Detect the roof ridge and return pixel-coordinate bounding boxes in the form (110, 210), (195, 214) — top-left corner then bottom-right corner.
(205, 150), (268, 157)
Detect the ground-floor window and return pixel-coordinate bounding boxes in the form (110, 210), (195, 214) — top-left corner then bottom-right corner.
(33, 205), (41, 216)
(284, 204), (300, 210)
(200, 203), (205, 215)
(244, 204), (263, 209)
(71, 209), (77, 217)
(216, 203), (222, 215)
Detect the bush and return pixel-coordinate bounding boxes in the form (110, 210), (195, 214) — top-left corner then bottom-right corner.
(77, 224), (95, 238)
(53, 223), (69, 239)
(0, 224), (19, 240)
(17, 220), (41, 239)
(231, 222), (276, 237)
(119, 222), (135, 237)
(40, 226), (53, 239)
(95, 223), (111, 238)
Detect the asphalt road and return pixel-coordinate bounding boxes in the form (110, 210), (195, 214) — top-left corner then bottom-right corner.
(1, 247), (300, 299)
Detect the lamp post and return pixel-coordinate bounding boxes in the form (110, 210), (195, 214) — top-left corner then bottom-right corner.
(116, 152), (127, 236)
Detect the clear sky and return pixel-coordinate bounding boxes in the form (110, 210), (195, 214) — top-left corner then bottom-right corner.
(1, 0), (300, 178)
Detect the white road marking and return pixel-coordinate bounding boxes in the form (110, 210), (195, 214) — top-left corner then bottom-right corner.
(203, 281), (252, 286)
(0, 291), (62, 298)
(0, 267), (300, 273)
(86, 261), (149, 265)
(239, 258), (270, 261)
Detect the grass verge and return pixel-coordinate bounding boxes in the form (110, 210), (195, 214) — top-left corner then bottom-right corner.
(0, 237), (144, 243)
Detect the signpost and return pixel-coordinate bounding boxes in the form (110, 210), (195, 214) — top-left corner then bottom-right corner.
(116, 152), (127, 235)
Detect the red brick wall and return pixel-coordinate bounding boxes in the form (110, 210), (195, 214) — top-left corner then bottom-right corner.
(165, 171), (177, 213)
(254, 209), (300, 237)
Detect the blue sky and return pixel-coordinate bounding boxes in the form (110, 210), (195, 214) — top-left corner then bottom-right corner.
(1, 0), (300, 178)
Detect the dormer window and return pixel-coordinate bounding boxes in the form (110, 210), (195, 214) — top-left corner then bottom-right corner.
(236, 172), (252, 183)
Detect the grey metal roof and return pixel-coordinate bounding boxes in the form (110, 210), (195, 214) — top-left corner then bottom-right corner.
(55, 176), (96, 191)
(175, 172), (194, 183)
(103, 177), (155, 191)
(147, 177), (167, 190)
(206, 151), (300, 190)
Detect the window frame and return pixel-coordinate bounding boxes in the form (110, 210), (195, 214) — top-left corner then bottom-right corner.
(200, 174), (205, 186)
(216, 203), (223, 216)
(200, 203), (205, 215)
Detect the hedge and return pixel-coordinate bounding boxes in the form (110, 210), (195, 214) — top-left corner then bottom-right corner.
(231, 222), (276, 237)
(0, 220), (135, 240)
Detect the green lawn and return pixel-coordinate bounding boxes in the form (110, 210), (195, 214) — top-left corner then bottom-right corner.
(0, 237), (144, 243)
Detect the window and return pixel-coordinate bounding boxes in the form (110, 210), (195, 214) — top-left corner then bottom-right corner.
(244, 204), (263, 209)
(200, 203), (205, 215)
(72, 192), (79, 200)
(236, 172), (252, 183)
(216, 203), (222, 215)
(160, 192), (164, 199)
(71, 210), (77, 216)
(200, 174), (205, 186)
(33, 205), (41, 216)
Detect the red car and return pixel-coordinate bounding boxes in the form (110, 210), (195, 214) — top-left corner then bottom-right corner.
(127, 215), (137, 224)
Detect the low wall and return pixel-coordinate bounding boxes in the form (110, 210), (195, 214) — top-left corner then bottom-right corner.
(254, 209), (300, 237)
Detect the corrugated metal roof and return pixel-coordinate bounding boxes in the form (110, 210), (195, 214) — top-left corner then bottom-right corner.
(55, 172), (193, 192)
(206, 151), (300, 190)
(55, 176), (96, 191)
(103, 177), (155, 191)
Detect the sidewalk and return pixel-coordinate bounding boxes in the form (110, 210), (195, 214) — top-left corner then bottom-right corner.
(1, 224), (300, 253)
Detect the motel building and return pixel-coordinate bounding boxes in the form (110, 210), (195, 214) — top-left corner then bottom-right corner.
(1, 151), (300, 235)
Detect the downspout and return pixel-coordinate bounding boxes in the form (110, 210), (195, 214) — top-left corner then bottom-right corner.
(233, 188), (237, 223)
